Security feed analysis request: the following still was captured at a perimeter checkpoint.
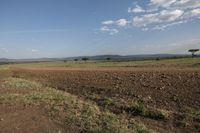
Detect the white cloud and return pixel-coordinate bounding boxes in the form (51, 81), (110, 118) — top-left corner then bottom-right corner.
(128, 5), (145, 13)
(100, 0), (200, 33)
(100, 19), (128, 34)
(100, 26), (119, 35)
(102, 19), (129, 27)
(160, 10), (184, 21)
(31, 49), (40, 52)
(131, 0), (199, 30)
(116, 19), (129, 27)
(133, 9), (184, 26)
(100, 26), (109, 32)
(191, 8), (200, 16)
(150, 0), (177, 7)
(174, 0), (200, 10)
(102, 20), (114, 25)
(133, 13), (159, 26)
(152, 20), (187, 30)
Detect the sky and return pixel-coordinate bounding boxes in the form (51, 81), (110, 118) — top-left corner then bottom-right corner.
(0, 0), (200, 59)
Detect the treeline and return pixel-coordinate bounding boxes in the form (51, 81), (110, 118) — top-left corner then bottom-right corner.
(69, 55), (200, 62)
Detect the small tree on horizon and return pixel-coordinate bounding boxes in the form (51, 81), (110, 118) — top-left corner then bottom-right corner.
(188, 49), (199, 58)
(106, 57), (111, 61)
(82, 57), (89, 61)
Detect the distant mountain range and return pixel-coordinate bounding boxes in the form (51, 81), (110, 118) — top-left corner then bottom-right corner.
(0, 54), (192, 63)
(64, 54), (189, 61)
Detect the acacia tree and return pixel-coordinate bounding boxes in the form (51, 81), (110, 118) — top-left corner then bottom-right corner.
(188, 49), (199, 58)
(82, 57), (89, 61)
(106, 57), (111, 61)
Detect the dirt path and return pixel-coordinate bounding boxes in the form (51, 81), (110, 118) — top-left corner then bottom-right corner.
(0, 105), (67, 133)
(0, 80), (80, 133)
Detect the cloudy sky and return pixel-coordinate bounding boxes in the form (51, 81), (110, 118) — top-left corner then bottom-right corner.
(0, 0), (200, 59)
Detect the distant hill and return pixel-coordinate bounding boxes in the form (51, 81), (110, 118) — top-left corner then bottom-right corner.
(64, 54), (189, 61)
(0, 54), (193, 63)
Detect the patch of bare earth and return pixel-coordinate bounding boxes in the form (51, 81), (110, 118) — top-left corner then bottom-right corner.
(0, 85), (81, 133)
(0, 105), (69, 133)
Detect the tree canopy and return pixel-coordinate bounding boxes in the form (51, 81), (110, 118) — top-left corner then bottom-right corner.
(188, 49), (199, 57)
(188, 49), (199, 53)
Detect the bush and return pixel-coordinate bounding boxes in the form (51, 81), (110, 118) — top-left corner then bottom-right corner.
(82, 58), (89, 61)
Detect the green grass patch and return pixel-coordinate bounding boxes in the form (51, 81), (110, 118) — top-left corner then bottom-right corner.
(128, 103), (166, 120)
(0, 78), (150, 133)
(95, 97), (166, 120)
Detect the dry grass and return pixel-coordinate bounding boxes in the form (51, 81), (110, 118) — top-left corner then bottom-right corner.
(0, 78), (149, 133)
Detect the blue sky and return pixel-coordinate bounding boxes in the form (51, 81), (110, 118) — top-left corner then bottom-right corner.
(0, 0), (200, 59)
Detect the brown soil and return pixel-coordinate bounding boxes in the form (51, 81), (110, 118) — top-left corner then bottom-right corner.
(13, 67), (200, 111)
(12, 67), (200, 133)
(0, 84), (81, 133)
(0, 67), (199, 132)
(0, 105), (68, 133)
